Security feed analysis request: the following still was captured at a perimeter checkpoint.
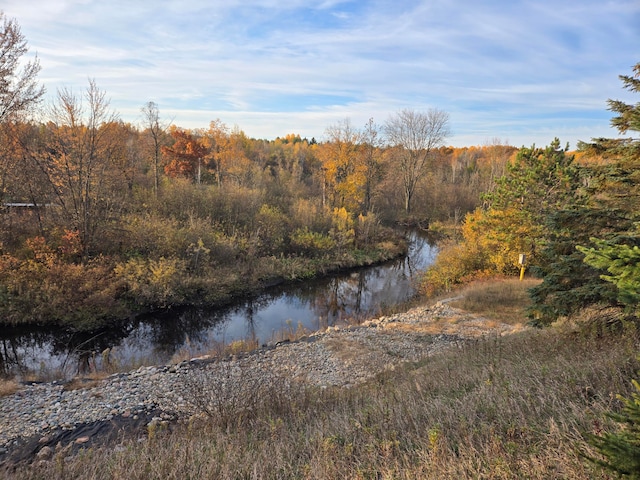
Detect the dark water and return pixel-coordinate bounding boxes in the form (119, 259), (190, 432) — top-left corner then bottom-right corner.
(0, 232), (437, 379)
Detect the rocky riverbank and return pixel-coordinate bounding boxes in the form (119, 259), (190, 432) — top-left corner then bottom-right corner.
(0, 300), (522, 465)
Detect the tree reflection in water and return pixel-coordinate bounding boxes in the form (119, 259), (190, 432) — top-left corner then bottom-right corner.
(0, 231), (437, 379)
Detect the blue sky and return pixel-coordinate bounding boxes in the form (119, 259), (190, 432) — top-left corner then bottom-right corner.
(4, 0), (639, 147)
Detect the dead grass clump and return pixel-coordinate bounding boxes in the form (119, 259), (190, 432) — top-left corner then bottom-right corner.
(0, 377), (20, 397)
(62, 376), (105, 392)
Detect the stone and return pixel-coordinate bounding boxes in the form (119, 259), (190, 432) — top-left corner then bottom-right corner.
(36, 446), (53, 460)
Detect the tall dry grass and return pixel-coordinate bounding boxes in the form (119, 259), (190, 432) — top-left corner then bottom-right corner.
(3, 281), (638, 479)
(0, 378), (20, 398)
(447, 276), (541, 325)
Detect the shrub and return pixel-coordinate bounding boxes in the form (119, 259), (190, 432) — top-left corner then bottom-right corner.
(420, 240), (490, 296)
(290, 228), (335, 256)
(114, 256), (187, 308)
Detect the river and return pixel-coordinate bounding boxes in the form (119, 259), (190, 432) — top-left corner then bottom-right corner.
(0, 231), (437, 380)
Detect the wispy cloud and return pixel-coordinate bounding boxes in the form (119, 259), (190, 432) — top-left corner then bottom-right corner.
(3, 0), (639, 146)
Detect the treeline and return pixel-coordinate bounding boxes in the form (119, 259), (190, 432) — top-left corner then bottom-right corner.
(424, 62), (640, 325)
(0, 79), (517, 329)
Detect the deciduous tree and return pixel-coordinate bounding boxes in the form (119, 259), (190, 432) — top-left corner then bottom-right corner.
(162, 127), (208, 183)
(384, 108), (450, 214)
(22, 81), (129, 257)
(0, 11), (44, 123)
(360, 117), (384, 214)
(141, 101), (169, 197)
(318, 118), (362, 212)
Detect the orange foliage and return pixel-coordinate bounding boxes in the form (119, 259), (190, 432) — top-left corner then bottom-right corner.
(162, 127), (208, 180)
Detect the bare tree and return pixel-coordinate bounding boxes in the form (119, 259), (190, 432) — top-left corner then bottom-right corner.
(0, 11), (44, 123)
(384, 108), (450, 214)
(360, 117), (383, 214)
(141, 101), (169, 197)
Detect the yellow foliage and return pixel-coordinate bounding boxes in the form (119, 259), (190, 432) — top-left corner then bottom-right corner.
(330, 207), (355, 249)
(114, 256), (186, 306)
(462, 206), (541, 274)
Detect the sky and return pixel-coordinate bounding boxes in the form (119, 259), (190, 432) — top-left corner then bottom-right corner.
(3, 0), (639, 148)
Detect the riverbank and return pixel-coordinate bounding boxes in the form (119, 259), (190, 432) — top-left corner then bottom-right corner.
(3, 278), (636, 478)
(0, 295), (521, 466)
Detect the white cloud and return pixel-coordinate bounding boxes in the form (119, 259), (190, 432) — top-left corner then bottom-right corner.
(2, 0), (639, 147)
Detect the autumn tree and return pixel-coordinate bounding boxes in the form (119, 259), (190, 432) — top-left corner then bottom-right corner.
(22, 80), (130, 257)
(0, 11), (44, 124)
(202, 119), (231, 187)
(318, 118), (363, 212)
(221, 126), (254, 187)
(162, 127), (209, 183)
(384, 108), (450, 214)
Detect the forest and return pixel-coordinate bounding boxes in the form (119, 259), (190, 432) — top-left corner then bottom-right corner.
(0, 82), (519, 329)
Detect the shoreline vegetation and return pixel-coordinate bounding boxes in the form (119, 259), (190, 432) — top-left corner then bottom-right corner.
(0, 219), (408, 330)
(0, 195), (409, 332)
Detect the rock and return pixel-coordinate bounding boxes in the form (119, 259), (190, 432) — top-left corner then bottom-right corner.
(36, 446), (53, 460)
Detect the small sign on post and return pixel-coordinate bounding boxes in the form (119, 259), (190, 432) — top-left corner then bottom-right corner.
(518, 254), (526, 281)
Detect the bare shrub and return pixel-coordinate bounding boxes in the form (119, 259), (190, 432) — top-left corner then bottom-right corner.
(0, 377), (20, 397)
(179, 358), (299, 431)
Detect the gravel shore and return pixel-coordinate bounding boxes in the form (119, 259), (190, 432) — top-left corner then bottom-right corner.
(0, 300), (521, 464)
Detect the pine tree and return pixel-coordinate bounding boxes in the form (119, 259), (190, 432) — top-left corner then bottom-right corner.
(578, 224), (640, 316)
(528, 62), (640, 324)
(587, 378), (640, 478)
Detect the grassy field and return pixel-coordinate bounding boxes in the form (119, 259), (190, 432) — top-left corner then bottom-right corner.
(3, 278), (638, 479)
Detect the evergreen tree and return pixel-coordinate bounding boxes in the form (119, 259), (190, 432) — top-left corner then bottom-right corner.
(587, 378), (640, 478)
(467, 138), (580, 274)
(528, 63), (640, 324)
(578, 224), (640, 316)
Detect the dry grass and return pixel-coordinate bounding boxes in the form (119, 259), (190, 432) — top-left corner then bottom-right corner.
(390, 313), (526, 338)
(0, 377), (20, 397)
(447, 276), (541, 325)
(3, 279), (638, 479)
(62, 375), (108, 392)
(324, 336), (366, 363)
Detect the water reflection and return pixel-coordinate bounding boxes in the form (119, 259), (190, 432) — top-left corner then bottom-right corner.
(0, 232), (437, 378)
